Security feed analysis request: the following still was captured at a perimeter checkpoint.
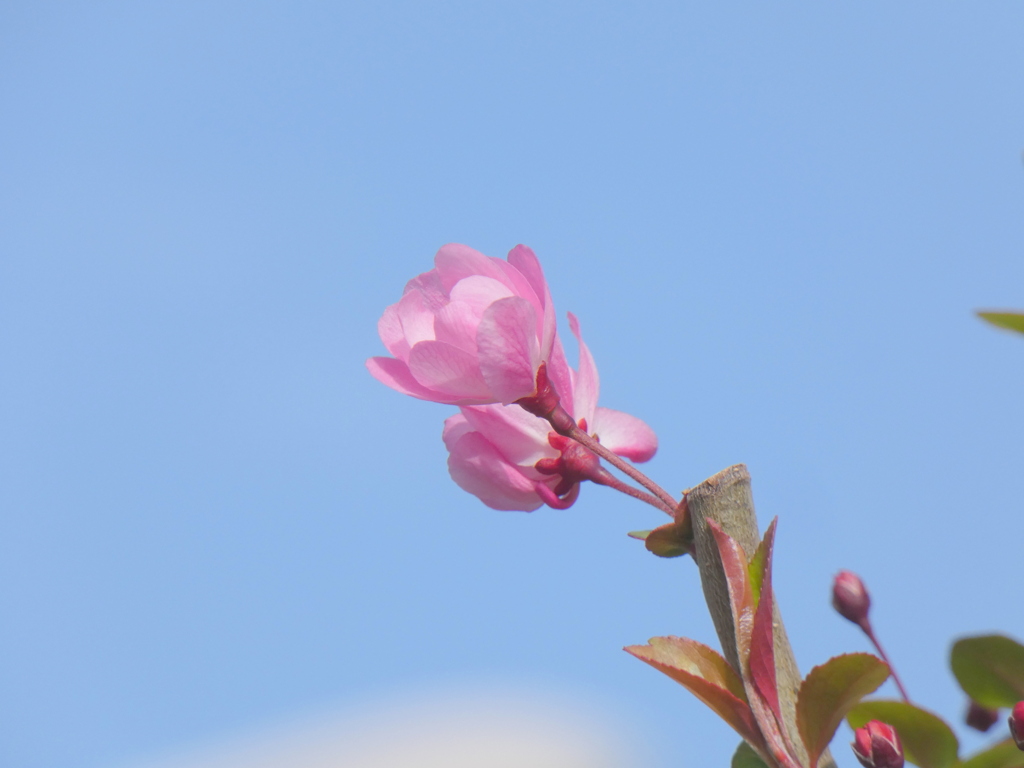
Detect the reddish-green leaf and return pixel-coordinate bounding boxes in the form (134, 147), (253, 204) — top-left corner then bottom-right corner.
(748, 519), (780, 722)
(951, 635), (1024, 709)
(847, 700), (959, 768)
(643, 518), (693, 558)
(796, 653), (890, 766)
(707, 520), (755, 662)
(747, 687), (804, 768)
(626, 636), (764, 751)
(705, 522), (805, 768)
(731, 740), (771, 768)
(959, 739), (1024, 768)
(978, 311), (1024, 335)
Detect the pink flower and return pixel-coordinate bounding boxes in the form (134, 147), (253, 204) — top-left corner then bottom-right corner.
(367, 243), (557, 405)
(442, 314), (657, 511)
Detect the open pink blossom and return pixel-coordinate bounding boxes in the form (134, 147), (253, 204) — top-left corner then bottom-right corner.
(442, 314), (658, 511)
(366, 243), (557, 405)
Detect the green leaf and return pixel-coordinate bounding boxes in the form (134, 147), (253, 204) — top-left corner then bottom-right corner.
(847, 700), (959, 768)
(951, 635), (1024, 708)
(959, 739), (1024, 768)
(625, 636), (764, 751)
(978, 311), (1024, 335)
(747, 523), (770, 605)
(796, 653), (890, 766)
(627, 530), (651, 540)
(732, 740), (771, 768)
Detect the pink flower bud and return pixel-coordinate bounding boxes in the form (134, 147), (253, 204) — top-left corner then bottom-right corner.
(833, 570), (871, 627)
(851, 720), (904, 768)
(965, 700), (999, 732)
(1009, 701), (1024, 749)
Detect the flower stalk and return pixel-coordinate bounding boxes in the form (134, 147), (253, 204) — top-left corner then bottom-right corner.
(832, 571), (911, 704)
(561, 423), (679, 513)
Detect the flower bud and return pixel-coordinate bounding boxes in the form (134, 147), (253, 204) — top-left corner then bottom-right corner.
(851, 720), (904, 768)
(965, 700), (999, 732)
(833, 570), (871, 628)
(1009, 701), (1024, 750)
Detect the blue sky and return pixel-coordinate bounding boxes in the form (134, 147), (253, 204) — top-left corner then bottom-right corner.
(2, 3), (1023, 766)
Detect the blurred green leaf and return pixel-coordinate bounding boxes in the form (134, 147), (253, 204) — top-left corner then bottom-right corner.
(951, 635), (1024, 709)
(796, 653), (890, 766)
(731, 740), (771, 768)
(958, 739), (1024, 768)
(978, 311), (1024, 335)
(627, 530), (651, 540)
(848, 700), (958, 768)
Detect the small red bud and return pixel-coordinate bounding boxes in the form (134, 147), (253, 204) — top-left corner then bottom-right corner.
(851, 720), (904, 768)
(833, 570), (871, 627)
(965, 700), (999, 732)
(1009, 701), (1024, 750)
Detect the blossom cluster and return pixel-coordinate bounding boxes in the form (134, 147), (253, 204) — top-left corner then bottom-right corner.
(367, 243), (1024, 766)
(367, 244), (656, 511)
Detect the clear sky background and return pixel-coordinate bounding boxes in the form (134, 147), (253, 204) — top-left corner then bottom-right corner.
(2, 3), (1024, 767)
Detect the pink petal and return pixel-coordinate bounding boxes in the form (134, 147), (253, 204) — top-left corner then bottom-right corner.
(442, 412), (472, 451)
(403, 268), (447, 312)
(459, 404), (557, 467)
(446, 431), (543, 511)
(591, 407), (658, 462)
(494, 260), (544, 335)
(448, 275), (516, 313)
(377, 303), (409, 359)
(568, 313), (599, 429)
(438, 274), (531, 353)
(507, 245), (555, 359)
(505, 245), (544, 301)
(434, 244), (515, 293)
(407, 340), (493, 402)
(545, 334), (575, 418)
(434, 244), (542, 323)
(476, 296), (541, 404)
(366, 356), (462, 404)
(432, 244), (548, 337)
(396, 289), (436, 348)
(433, 300), (483, 354)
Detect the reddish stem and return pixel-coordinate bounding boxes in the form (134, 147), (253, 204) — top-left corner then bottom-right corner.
(860, 619), (911, 703)
(564, 423), (679, 513)
(589, 466), (676, 514)
(515, 367), (679, 515)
